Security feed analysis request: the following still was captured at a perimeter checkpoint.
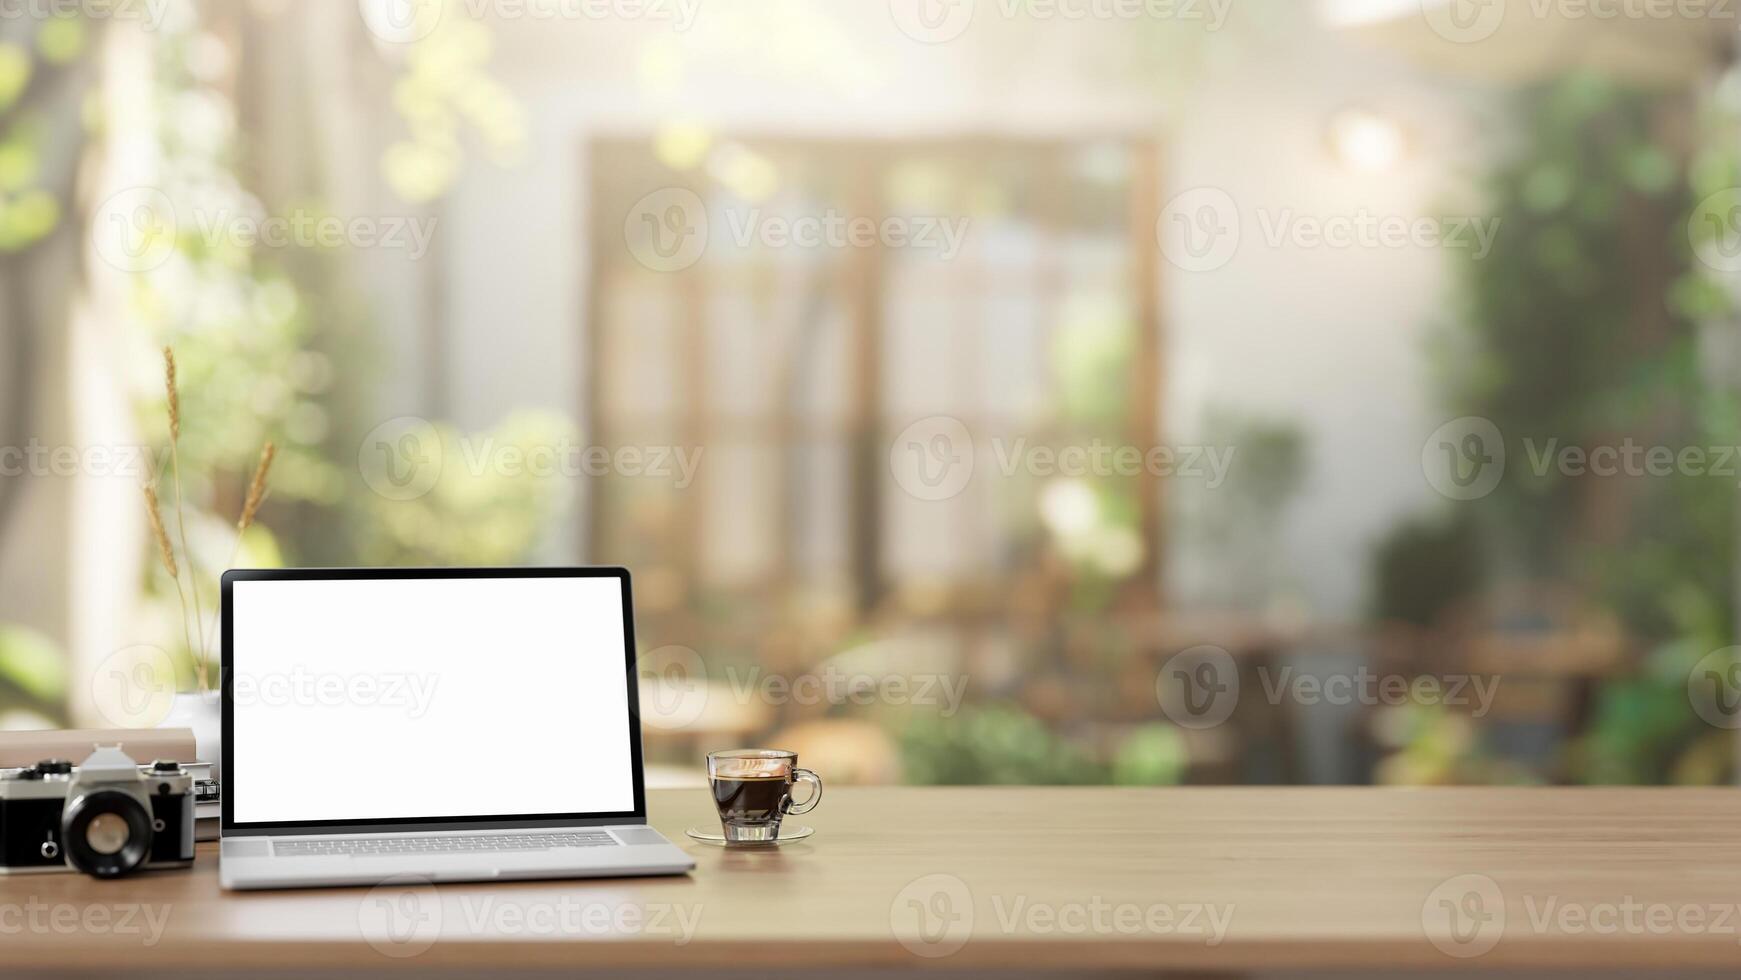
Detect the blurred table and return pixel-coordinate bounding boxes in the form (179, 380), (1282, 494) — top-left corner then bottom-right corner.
(6, 787), (1741, 975)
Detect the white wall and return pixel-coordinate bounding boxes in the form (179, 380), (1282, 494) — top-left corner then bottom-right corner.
(1163, 30), (1493, 616)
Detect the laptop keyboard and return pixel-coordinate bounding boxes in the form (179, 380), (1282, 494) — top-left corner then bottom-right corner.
(275, 831), (619, 857)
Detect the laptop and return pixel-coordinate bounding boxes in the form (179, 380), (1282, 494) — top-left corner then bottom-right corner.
(218, 567), (695, 890)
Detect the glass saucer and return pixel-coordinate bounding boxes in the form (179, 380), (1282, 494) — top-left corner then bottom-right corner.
(684, 825), (814, 847)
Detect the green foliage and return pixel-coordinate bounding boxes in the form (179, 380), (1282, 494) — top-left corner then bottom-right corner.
(901, 707), (1189, 786)
(1371, 702), (1529, 785)
(1053, 297), (1133, 424)
(0, 12), (93, 252)
(1573, 670), (1698, 784)
(1200, 409), (1306, 524)
(1426, 71), (1739, 784)
(1571, 634), (1722, 784)
(1370, 510), (1482, 626)
(0, 625), (66, 707)
(1446, 74), (1735, 628)
(0, 42), (29, 111)
(382, 10), (525, 203)
(117, 10), (355, 681)
(899, 703), (1107, 784)
(352, 412), (580, 566)
(0, 184), (57, 250)
(1109, 723), (1187, 785)
(1182, 408), (1308, 609)
(34, 18), (85, 66)
(0, 19), (82, 254)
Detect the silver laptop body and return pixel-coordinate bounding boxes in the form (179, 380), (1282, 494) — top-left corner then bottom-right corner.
(218, 567), (694, 890)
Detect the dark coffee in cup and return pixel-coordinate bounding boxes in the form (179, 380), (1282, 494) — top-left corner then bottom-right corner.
(711, 774), (787, 826)
(705, 749), (822, 844)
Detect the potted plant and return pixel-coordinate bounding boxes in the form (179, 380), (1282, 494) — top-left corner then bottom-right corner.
(141, 347), (275, 780)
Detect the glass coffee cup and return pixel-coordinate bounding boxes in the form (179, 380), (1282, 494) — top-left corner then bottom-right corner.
(706, 749), (821, 844)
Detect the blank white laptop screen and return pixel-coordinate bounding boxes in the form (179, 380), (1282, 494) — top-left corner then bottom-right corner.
(229, 575), (635, 824)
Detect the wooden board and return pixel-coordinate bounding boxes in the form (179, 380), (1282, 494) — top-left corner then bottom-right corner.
(3, 787), (1739, 972)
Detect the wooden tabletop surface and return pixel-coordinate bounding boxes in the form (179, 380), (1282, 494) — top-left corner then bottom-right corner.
(4, 787), (1740, 973)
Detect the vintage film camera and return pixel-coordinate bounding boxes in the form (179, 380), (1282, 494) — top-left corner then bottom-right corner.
(0, 746), (195, 878)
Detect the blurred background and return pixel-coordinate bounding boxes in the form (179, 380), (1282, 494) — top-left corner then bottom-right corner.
(2, 0), (1741, 787)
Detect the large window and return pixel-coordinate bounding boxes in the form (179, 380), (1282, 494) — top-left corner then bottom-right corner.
(585, 137), (1163, 694)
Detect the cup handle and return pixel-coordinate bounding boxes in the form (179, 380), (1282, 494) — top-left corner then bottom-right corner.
(784, 768), (822, 816)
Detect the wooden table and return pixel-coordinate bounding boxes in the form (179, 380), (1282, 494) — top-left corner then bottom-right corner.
(5, 787), (1741, 975)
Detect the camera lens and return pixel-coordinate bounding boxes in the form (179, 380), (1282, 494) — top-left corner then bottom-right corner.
(85, 813), (131, 855)
(62, 790), (152, 878)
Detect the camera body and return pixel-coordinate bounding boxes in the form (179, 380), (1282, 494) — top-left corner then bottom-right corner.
(0, 746), (195, 878)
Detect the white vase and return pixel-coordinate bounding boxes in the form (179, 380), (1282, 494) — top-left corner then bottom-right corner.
(158, 690), (222, 783)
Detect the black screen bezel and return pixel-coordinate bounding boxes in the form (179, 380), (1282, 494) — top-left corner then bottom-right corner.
(220, 566), (647, 837)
